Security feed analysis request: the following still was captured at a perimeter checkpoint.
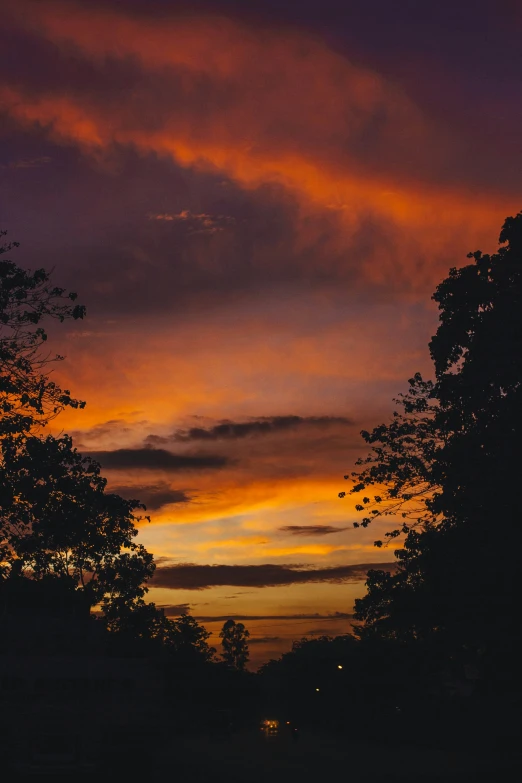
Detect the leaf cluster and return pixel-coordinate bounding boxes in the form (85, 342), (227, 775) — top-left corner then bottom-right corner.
(0, 434), (154, 609)
(1, 233), (86, 434)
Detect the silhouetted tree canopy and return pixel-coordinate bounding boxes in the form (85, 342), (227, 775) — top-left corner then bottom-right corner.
(0, 433), (154, 611)
(167, 613), (216, 662)
(103, 602), (215, 662)
(0, 236), (159, 621)
(0, 233), (86, 435)
(220, 619), (250, 670)
(345, 212), (522, 688)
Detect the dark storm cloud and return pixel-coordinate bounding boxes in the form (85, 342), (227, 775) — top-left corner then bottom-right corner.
(279, 525), (350, 536)
(109, 483), (192, 509)
(85, 447), (229, 471)
(152, 562), (396, 590)
(174, 416), (353, 442)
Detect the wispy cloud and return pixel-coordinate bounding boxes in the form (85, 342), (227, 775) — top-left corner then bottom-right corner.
(85, 447), (230, 471)
(158, 603), (191, 616)
(248, 636), (282, 645)
(152, 562), (396, 590)
(279, 525), (350, 536)
(149, 210), (235, 234)
(187, 611), (353, 622)
(109, 483), (192, 510)
(173, 415), (353, 442)
(1, 155), (52, 169)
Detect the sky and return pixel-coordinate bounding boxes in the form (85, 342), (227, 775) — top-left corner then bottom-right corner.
(1, 0), (521, 665)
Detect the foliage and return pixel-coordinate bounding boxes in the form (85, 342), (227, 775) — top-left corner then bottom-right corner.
(0, 233), (86, 435)
(0, 235), (159, 623)
(220, 619), (250, 670)
(103, 601), (215, 661)
(167, 612), (216, 662)
(346, 212), (522, 669)
(0, 433), (154, 611)
(339, 373), (441, 546)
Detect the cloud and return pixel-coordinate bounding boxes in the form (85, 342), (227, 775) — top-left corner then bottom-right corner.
(279, 525), (350, 536)
(173, 415), (353, 441)
(2, 0), (511, 301)
(84, 447), (230, 471)
(149, 209), (235, 234)
(152, 562), (396, 589)
(1, 155), (52, 169)
(248, 636), (282, 645)
(69, 418), (134, 446)
(192, 611), (353, 622)
(158, 603), (191, 617)
(109, 483), (192, 510)
(143, 434), (171, 446)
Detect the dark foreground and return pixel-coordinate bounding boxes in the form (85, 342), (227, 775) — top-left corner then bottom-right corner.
(13, 728), (519, 782)
(163, 729), (520, 783)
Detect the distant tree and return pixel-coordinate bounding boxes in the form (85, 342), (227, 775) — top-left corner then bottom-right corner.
(167, 613), (215, 663)
(103, 603), (215, 662)
(0, 232), (85, 435)
(0, 433), (154, 611)
(220, 619), (250, 670)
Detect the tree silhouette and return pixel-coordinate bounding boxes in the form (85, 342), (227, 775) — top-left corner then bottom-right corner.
(347, 212), (522, 695)
(96, 598), (217, 662)
(0, 236), (158, 619)
(220, 619), (250, 670)
(167, 613), (215, 663)
(0, 433), (154, 611)
(0, 233), (85, 435)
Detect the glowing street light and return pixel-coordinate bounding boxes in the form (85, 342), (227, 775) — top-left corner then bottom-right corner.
(315, 688), (320, 692)
(337, 665), (343, 670)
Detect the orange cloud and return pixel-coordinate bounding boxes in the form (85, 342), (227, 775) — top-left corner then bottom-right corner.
(2, 0), (513, 293)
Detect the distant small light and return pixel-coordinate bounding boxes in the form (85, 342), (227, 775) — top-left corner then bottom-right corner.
(315, 688), (320, 692)
(286, 721), (290, 725)
(337, 665), (343, 670)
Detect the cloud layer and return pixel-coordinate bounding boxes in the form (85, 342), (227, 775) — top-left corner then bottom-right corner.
(173, 415), (353, 441)
(279, 525), (350, 536)
(86, 448), (229, 471)
(110, 483), (191, 510)
(152, 562), (396, 590)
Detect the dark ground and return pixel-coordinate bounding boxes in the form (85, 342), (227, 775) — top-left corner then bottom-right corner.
(151, 728), (521, 783)
(8, 726), (521, 781)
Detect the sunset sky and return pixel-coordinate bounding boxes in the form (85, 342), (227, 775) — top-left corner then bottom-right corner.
(1, 0), (520, 665)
